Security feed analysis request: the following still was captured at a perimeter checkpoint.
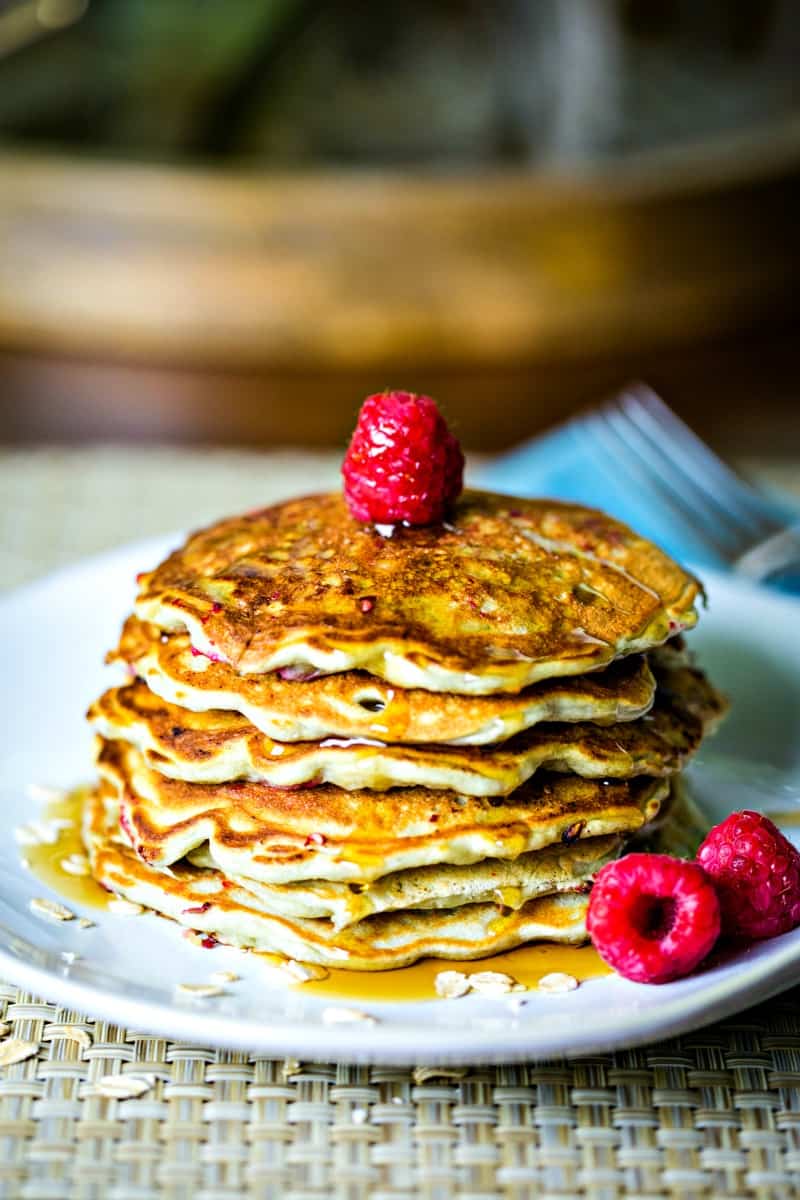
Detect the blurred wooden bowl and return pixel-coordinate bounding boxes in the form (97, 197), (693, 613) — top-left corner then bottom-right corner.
(1, 120), (799, 449)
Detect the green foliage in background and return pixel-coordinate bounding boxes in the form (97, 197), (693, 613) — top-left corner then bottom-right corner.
(0, 0), (797, 165)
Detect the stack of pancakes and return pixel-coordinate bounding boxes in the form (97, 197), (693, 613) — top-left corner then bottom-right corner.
(84, 491), (725, 970)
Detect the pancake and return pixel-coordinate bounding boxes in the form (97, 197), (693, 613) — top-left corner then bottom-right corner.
(88, 662), (719, 792)
(112, 616), (657, 746)
(133, 490), (701, 694)
(650, 662), (728, 732)
(83, 788), (591, 970)
(95, 736), (669, 884)
(185, 833), (620, 929)
(632, 775), (710, 860)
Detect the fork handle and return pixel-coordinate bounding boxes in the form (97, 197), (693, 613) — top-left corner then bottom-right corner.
(734, 521), (800, 584)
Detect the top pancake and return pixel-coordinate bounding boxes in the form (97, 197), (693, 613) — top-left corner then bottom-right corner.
(133, 490), (701, 695)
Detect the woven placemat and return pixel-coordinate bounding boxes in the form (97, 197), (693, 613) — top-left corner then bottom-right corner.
(1, 985), (800, 1199)
(2, 446), (799, 1200)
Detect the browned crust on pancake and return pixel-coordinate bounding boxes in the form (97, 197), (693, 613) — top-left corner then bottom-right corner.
(84, 787), (591, 968)
(132, 491), (701, 691)
(89, 658), (721, 791)
(95, 737), (667, 881)
(111, 616), (658, 745)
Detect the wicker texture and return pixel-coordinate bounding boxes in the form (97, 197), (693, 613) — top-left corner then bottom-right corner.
(2, 446), (799, 1199)
(1, 985), (800, 1199)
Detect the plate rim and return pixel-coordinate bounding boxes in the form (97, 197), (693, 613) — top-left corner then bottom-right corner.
(1, 539), (799, 1064)
(0, 910), (799, 1064)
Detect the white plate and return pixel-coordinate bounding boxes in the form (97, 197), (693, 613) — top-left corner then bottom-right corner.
(1, 537), (799, 1065)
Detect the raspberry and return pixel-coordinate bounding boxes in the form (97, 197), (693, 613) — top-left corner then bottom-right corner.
(586, 854), (720, 984)
(697, 810), (800, 940)
(342, 390), (464, 525)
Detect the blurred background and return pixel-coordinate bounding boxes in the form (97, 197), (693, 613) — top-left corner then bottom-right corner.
(0, 0), (799, 454)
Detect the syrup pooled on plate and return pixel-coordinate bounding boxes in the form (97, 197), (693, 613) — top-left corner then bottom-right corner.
(30, 791), (610, 1001)
(292, 941), (612, 1003)
(25, 789), (111, 910)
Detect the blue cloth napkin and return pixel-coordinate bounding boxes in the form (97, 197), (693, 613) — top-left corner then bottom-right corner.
(478, 415), (796, 575)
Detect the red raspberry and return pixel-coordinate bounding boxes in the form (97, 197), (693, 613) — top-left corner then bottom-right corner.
(696, 810), (800, 940)
(586, 854), (720, 984)
(342, 390), (464, 525)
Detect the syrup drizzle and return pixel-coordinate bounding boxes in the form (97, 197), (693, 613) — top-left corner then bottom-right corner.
(24, 790), (111, 910)
(26, 790), (611, 1002)
(293, 941), (611, 1003)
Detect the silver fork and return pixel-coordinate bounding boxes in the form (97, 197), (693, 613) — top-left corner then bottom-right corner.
(581, 384), (800, 584)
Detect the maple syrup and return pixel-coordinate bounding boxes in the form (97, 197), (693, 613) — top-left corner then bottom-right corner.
(296, 940), (611, 1003)
(24, 789), (111, 910)
(27, 791), (611, 1002)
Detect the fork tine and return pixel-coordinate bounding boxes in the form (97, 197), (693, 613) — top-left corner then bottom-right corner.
(618, 385), (779, 540)
(587, 408), (739, 560)
(600, 401), (755, 557)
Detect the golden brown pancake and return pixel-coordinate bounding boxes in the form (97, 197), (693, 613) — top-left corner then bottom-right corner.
(133, 491), (701, 694)
(112, 616), (657, 745)
(88, 661), (720, 792)
(185, 833), (621, 929)
(83, 788), (592, 969)
(650, 662), (728, 731)
(95, 736), (668, 884)
(631, 775), (710, 860)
